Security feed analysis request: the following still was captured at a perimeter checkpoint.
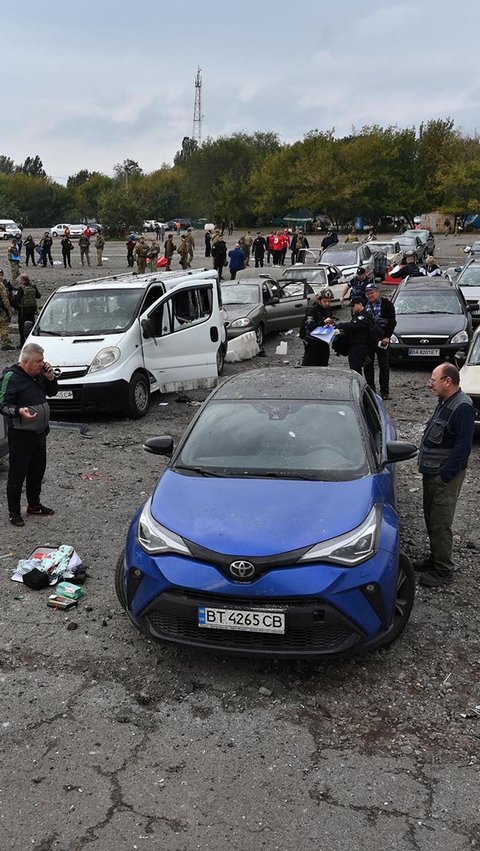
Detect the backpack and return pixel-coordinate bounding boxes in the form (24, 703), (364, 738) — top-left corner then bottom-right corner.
(22, 283), (38, 311)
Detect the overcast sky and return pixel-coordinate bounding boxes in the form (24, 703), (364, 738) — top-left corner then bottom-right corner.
(4, 0), (480, 182)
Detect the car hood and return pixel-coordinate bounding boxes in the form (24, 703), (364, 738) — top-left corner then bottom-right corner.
(150, 470), (380, 556)
(224, 304), (260, 322)
(395, 313), (466, 336)
(459, 285), (480, 299)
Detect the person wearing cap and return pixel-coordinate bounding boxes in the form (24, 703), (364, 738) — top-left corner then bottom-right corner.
(336, 297), (376, 374)
(390, 252), (423, 279)
(299, 289), (338, 366)
(420, 256), (442, 277)
(363, 283), (397, 399)
(340, 266), (373, 304)
(321, 230), (338, 251)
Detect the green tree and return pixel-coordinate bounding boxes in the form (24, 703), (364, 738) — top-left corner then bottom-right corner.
(98, 185), (148, 236)
(113, 159), (143, 187)
(0, 156), (15, 175)
(173, 137), (198, 167)
(16, 155), (46, 178)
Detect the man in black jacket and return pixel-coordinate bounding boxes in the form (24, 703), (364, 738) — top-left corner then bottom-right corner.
(0, 343), (58, 527)
(336, 297), (375, 374)
(390, 251), (423, 280)
(363, 283), (397, 399)
(300, 289), (337, 366)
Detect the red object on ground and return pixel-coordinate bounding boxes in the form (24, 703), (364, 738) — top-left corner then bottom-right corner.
(382, 264), (404, 285)
(156, 256), (168, 268)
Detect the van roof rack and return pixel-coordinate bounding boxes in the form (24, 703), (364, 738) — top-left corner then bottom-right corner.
(68, 268), (212, 287)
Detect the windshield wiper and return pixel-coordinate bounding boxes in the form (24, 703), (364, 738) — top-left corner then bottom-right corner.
(174, 464), (226, 477)
(38, 329), (62, 336)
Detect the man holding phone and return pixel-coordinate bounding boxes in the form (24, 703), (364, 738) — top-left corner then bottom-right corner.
(0, 343), (58, 527)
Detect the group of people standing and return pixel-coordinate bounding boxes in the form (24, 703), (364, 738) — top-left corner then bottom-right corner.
(6, 230), (105, 275)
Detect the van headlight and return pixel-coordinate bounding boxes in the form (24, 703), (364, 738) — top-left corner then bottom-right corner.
(390, 333), (399, 344)
(137, 498), (193, 556)
(299, 505), (381, 566)
(450, 330), (468, 344)
(88, 346), (121, 373)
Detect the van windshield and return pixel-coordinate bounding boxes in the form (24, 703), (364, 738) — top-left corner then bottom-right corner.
(37, 288), (144, 336)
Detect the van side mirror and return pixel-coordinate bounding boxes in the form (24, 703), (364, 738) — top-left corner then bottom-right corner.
(455, 351), (467, 368)
(141, 318), (154, 339)
(143, 436), (174, 456)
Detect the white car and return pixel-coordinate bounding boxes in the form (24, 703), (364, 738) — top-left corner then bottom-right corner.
(50, 223), (85, 238)
(367, 240), (403, 267)
(456, 326), (480, 423)
(0, 219), (22, 240)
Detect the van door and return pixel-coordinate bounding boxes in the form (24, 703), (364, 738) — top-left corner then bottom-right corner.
(140, 280), (220, 392)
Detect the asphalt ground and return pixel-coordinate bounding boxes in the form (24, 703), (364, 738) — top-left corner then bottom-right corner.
(0, 229), (479, 851)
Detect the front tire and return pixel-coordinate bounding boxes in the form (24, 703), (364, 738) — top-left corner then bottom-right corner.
(216, 345), (225, 375)
(255, 324), (264, 348)
(126, 371), (150, 418)
(115, 552), (127, 609)
(52, 232), (58, 237)
(382, 552), (415, 648)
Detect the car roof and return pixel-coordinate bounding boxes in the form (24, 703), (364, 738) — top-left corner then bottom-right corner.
(397, 276), (456, 291)
(212, 367), (366, 402)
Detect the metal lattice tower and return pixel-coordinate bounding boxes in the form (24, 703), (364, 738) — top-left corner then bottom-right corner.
(192, 66), (203, 146)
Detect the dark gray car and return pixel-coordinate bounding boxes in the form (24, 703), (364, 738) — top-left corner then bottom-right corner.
(222, 278), (315, 347)
(403, 229), (435, 256)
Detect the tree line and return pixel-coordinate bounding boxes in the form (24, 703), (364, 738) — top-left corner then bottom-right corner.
(1, 119), (479, 234)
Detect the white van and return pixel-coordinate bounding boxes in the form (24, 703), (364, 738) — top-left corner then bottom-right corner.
(0, 219), (22, 239)
(25, 269), (227, 417)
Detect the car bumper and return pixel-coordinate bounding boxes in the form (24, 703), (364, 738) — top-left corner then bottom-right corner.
(389, 342), (469, 362)
(226, 325), (257, 340)
(48, 379), (129, 414)
(119, 511), (402, 659)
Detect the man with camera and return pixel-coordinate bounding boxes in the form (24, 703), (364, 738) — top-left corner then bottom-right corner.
(0, 343), (58, 527)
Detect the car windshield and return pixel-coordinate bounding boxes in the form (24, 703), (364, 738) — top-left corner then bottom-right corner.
(221, 285), (260, 305)
(394, 292), (462, 315)
(283, 268), (327, 285)
(404, 229), (427, 239)
(37, 288), (144, 335)
(458, 268), (480, 286)
(176, 400), (368, 481)
(398, 237), (417, 247)
(371, 243), (394, 252)
(321, 248), (357, 265)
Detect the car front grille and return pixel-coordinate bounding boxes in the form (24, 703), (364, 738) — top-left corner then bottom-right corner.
(142, 591), (360, 655)
(400, 335), (449, 346)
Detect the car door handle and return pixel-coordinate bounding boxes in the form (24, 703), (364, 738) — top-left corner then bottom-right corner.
(294, 303), (304, 308)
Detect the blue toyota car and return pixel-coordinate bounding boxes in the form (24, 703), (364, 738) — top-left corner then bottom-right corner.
(116, 368), (417, 658)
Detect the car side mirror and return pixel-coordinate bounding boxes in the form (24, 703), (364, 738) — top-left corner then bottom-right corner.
(455, 351), (467, 368)
(143, 436), (174, 456)
(268, 296), (280, 305)
(467, 304), (479, 313)
(383, 440), (417, 466)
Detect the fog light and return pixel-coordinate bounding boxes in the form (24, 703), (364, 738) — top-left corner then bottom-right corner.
(133, 568), (142, 578)
(365, 583), (377, 594)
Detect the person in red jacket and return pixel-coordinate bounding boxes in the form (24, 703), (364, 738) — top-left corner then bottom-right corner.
(280, 229), (291, 265)
(266, 231), (275, 265)
(272, 232), (283, 266)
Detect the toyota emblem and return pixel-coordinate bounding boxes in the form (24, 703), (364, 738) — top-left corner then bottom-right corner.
(229, 560), (256, 580)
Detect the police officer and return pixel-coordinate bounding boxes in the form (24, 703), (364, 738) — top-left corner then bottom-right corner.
(363, 283), (396, 400)
(299, 289), (337, 366)
(336, 296), (375, 374)
(416, 363), (474, 587)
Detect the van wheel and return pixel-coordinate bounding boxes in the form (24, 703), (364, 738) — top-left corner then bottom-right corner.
(217, 345), (225, 375)
(382, 553), (415, 648)
(115, 552), (127, 609)
(127, 371), (150, 418)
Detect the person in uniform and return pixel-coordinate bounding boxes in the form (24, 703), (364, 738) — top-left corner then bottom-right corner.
(363, 283), (397, 400)
(185, 229), (195, 267)
(78, 233), (91, 267)
(61, 235), (73, 268)
(164, 235), (177, 271)
(336, 297), (375, 374)
(0, 276), (14, 350)
(135, 237), (150, 274)
(95, 232), (105, 267)
(299, 289), (337, 366)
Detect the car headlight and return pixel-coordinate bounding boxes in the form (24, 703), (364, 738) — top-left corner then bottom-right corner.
(88, 346), (121, 373)
(230, 318), (252, 328)
(299, 505), (381, 566)
(137, 498), (192, 556)
(450, 330), (468, 344)
(390, 333), (399, 344)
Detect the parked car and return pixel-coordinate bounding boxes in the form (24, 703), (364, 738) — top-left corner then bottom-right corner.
(163, 218), (192, 231)
(403, 228), (435, 255)
(0, 219), (22, 239)
(389, 277), (473, 363)
(464, 241), (480, 257)
(222, 278), (316, 347)
(143, 220), (163, 232)
(115, 367), (417, 658)
(319, 243), (375, 280)
(396, 234), (427, 264)
(448, 258), (480, 322)
(367, 241), (403, 268)
(85, 222), (103, 235)
(454, 326), (480, 423)
(281, 264), (344, 305)
(50, 223), (85, 238)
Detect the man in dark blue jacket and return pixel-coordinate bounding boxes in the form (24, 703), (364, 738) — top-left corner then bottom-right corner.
(228, 244), (245, 280)
(0, 343), (58, 527)
(416, 363), (474, 587)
